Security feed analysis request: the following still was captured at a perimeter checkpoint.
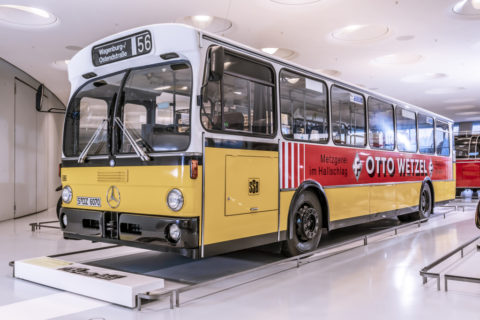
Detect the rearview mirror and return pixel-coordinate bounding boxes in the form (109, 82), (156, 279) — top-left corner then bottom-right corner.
(209, 46), (224, 81)
(35, 84), (44, 112)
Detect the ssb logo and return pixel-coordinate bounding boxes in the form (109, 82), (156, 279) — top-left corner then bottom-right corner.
(248, 178), (260, 195)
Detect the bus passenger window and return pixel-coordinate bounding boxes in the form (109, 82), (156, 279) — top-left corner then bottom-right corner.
(202, 51), (275, 136)
(367, 97), (394, 150)
(418, 114), (434, 154)
(396, 107), (417, 152)
(455, 136), (470, 159)
(279, 70), (328, 143)
(331, 86), (366, 147)
(436, 120), (450, 156)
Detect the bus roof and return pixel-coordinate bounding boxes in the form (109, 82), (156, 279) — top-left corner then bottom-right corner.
(68, 23), (453, 124)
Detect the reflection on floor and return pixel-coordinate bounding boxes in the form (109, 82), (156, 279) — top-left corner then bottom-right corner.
(0, 199), (479, 320)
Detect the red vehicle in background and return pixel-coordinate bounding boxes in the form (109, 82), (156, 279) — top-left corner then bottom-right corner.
(455, 134), (480, 197)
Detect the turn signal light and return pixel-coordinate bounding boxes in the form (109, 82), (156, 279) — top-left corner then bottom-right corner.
(190, 160), (198, 179)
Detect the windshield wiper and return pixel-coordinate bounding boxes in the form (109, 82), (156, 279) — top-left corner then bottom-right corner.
(114, 117), (151, 161)
(78, 119), (107, 164)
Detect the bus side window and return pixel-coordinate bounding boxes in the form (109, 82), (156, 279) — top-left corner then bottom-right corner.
(418, 113), (434, 154)
(367, 97), (394, 150)
(396, 107), (417, 153)
(202, 51), (275, 136)
(279, 69), (328, 143)
(435, 119), (450, 156)
(455, 136), (470, 159)
(331, 86), (366, 147)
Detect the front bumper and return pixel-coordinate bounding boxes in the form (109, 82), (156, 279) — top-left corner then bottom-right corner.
(60, 208), (199, 258)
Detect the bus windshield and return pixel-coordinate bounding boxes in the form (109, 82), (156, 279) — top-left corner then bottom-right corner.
(63, 63), (192, 158)
(117, 63), (191, 153)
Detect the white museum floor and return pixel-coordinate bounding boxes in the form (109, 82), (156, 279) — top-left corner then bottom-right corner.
(1, 200), (480, 320)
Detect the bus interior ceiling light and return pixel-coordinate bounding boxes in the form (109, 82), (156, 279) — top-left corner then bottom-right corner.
(0, 5), (57, 26)
(453, 0), (480, 15)
(177, 15), (232, 33)
(332, 24), (390, 42)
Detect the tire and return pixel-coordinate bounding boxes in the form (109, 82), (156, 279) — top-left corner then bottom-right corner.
(412, 183), (433, 220)
(282, 191), (323, 257)
(56, 197), (62, 220)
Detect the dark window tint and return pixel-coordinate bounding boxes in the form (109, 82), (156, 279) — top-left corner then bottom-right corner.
(454, 136), (470, 159)
(201, 52), (274, 135)
(396, 107), (417, 152)
(368, 97), (394, 150)
(436, 120), (450, 156)
(279, 70), (328, 143)
(331, 86), (366, 147)
(418, 114), (434, 154)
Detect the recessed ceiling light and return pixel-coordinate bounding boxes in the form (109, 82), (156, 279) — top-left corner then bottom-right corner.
(332, 24), (390, 42)
(270, 0), (322, 5)
(286, 77), (300, 84)
(401, 73), (447, 83)
(0, 5), (57, 26)
(65, 45), (82, 51)
(372, 53), (423, 65)
(51, 60), (69, 70)
(317, 69), (341, 77)
(425, 87), (465, 95)
(396, 35), (415, 41)
(445, 104), (476, 110)
(261, 47), (296, 59)
(453, 0), (480, 16)
(456, 111), (480, 115)
(177, 16), (232, 33)
(444, 98), (476, 104)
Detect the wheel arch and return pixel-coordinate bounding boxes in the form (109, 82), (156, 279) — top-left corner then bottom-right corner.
(422, 177), (435, 210)
(287, 180), (330, 240)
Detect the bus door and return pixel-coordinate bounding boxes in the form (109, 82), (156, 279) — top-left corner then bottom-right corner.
(201, 48), (279, 255)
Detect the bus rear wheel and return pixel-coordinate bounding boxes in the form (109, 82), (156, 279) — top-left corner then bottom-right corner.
(282, 191), (322, 257)
(414, 183), (433, 220)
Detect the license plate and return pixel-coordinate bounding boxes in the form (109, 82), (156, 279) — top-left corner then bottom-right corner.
(77, 197), (101, 207)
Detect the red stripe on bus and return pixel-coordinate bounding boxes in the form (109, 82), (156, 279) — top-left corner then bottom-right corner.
(288, 142), (292, 189)
(300, 143), (304, 184)
(294, 143), (299, 188)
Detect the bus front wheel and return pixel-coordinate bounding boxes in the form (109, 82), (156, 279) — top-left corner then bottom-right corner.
(282, 191), (322, 257)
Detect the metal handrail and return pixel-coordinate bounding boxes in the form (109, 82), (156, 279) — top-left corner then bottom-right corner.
(419, 235), (480, 290)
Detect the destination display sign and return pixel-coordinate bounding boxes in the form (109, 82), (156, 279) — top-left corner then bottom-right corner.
(92, 30), (152, 66)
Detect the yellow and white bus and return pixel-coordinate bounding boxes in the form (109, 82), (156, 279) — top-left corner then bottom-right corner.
(60, 24), (455, 258)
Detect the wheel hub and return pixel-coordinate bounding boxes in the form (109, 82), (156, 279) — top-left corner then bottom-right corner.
(296, 205), (320, 241)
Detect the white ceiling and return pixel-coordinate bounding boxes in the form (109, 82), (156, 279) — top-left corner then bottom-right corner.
(1, 0), (479, 122)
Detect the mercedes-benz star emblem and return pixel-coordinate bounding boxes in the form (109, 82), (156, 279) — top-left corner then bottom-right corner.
(106, 186), (121, 209)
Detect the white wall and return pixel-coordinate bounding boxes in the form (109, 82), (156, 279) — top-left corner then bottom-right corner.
(0, 58), (65, 221)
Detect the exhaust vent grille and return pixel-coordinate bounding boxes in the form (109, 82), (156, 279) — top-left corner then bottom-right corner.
(97, 170), (128, 183)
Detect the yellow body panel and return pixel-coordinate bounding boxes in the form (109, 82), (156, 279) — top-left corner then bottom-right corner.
(62, 165), (202, 217)
(395, 182), (422, 208)
(225, 155), (278, 215)
(204, 147), (278, 245)
(433, 180), (456, 202)
(370, 184), (396, 213)
(280, 191), (294, 232)
(326, 186), (370, 221)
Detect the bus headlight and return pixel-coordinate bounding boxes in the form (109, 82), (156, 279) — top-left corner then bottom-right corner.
(62, 186), (73, 204)
(167, 189), (183, 211)
(167, 223), (181, 243)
